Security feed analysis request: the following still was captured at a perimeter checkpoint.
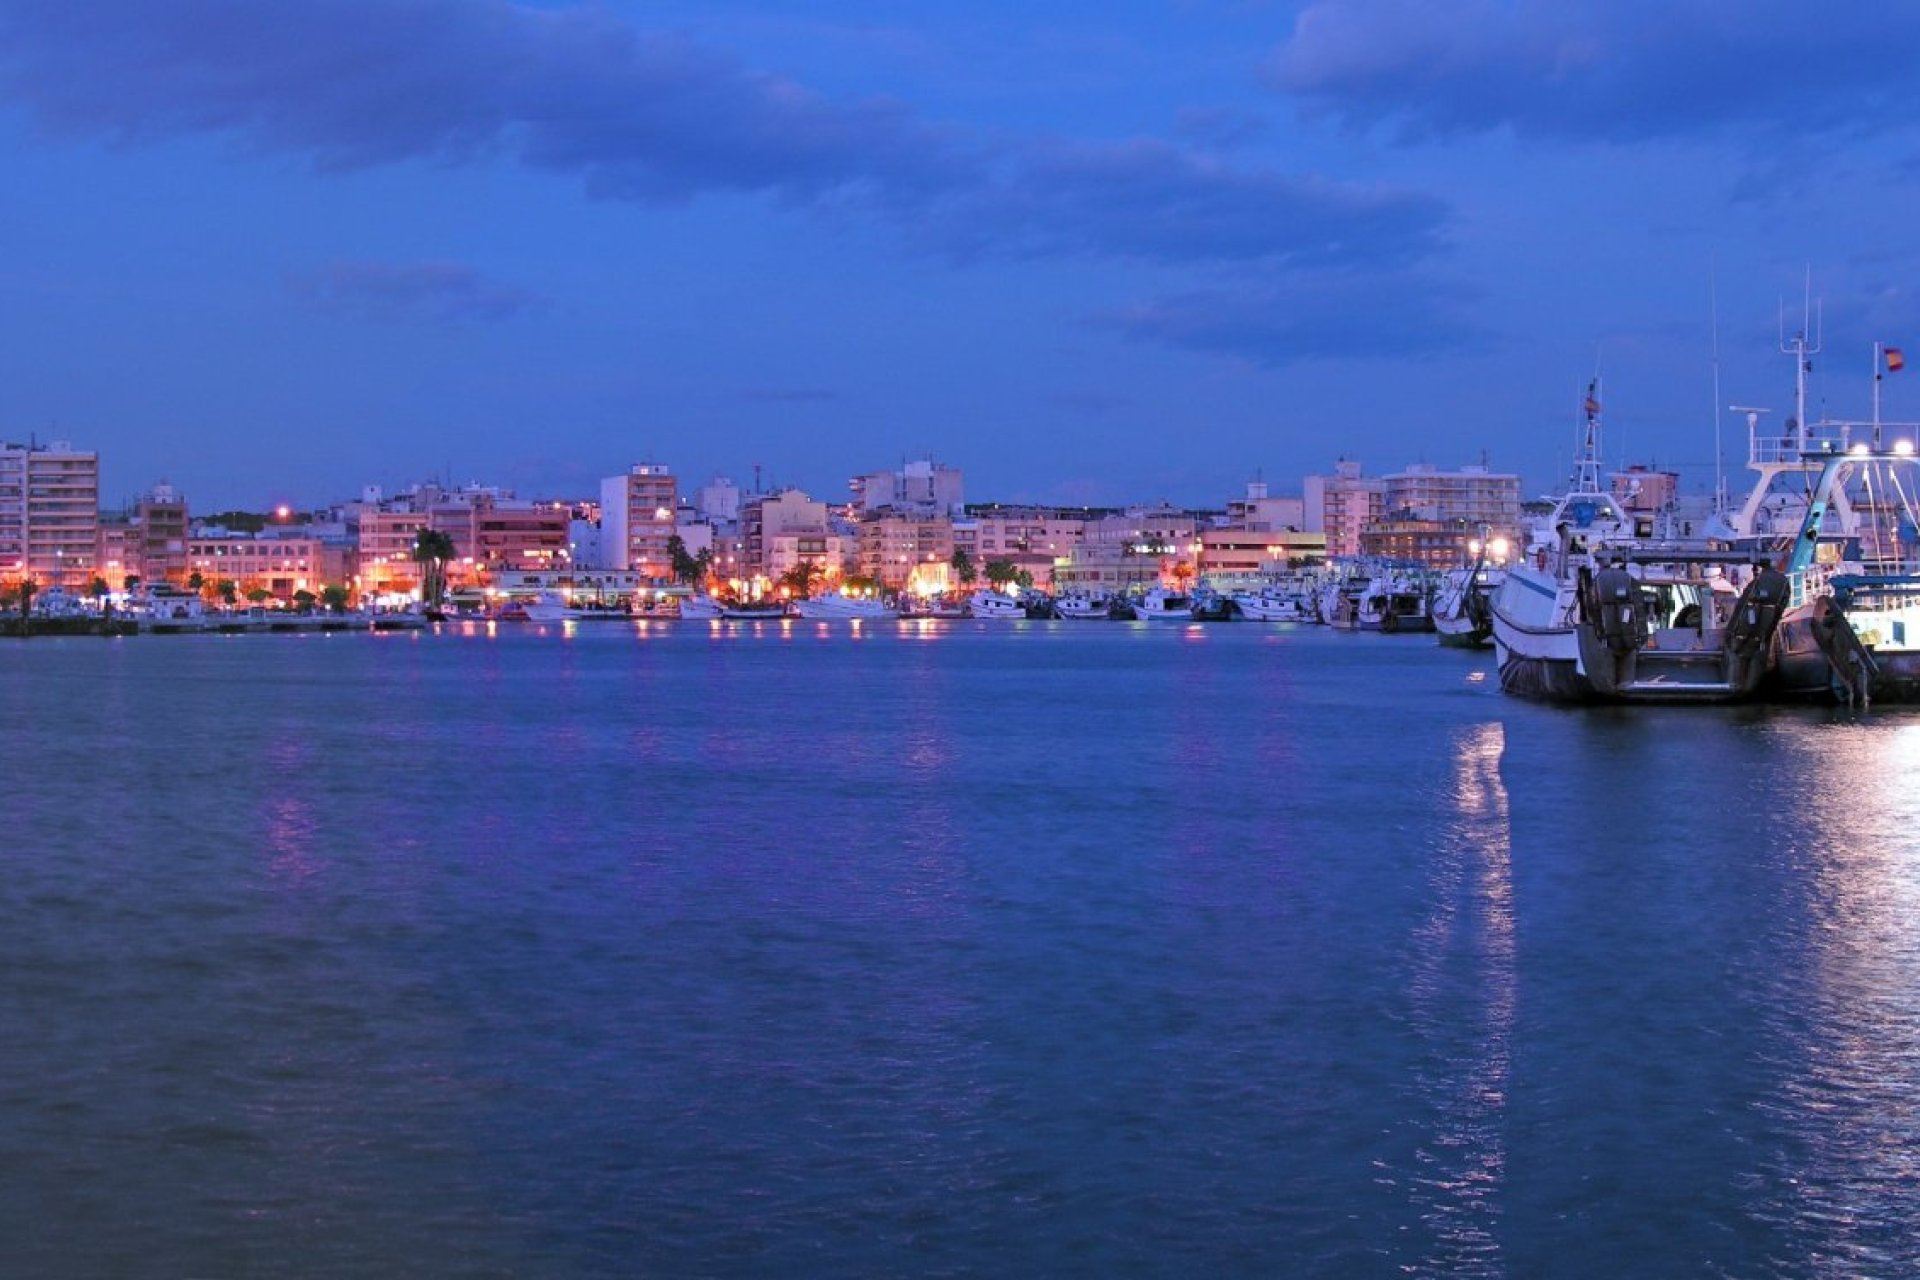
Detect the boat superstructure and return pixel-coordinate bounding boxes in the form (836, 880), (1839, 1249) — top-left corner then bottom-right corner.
(1489, 382), (1786, 702)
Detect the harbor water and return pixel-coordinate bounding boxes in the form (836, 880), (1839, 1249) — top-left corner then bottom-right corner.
(3, 622), (1917, 1278)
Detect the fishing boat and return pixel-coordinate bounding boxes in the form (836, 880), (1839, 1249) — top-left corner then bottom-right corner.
(1488, 383), (1787, 702)
(1054, 592), (1114, 620)
(792, 591), (899, 620)
(1231, 585), (1315, 622)
(1432, 547), (1506, 648)
(1132, 587), (1194, 621)
(719, 600), (791, 620)
(1766, 437), (1920, 704)
(1353, 569), (1434, 633)
(675, 594), (722, 620)
(966, 589), (1026, 620)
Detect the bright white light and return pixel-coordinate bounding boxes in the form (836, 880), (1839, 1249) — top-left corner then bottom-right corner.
(1896, 440), (1916, 456)
(1850, 443), (1871, 456)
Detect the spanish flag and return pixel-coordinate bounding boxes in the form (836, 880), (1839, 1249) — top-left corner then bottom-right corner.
(1888, 347), (1907, 373)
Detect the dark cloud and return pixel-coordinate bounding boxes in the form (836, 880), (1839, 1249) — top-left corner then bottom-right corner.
(1267, 1), (1920, 144)
(0, 0), (1448, 274)
(930, 138), (1446, 268)
(1089, 271), (1486, 367)
(0, 0), (967, 194)
(287, 260), (535, 322)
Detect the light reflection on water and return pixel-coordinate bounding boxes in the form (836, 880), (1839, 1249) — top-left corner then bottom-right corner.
(1390, 720), (1515, 1277)
(1756, 719), (1920, 1275)
(3, 627), (1920, 1277)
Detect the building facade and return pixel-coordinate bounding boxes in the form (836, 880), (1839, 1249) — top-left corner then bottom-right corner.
(1382, 463), (1522, 536)
(1303, 460), (1387, 561)
(600, 464), (678, 578)
(0, 440), (100, 587)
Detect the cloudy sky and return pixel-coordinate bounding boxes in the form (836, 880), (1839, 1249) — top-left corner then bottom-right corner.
(3, 0), (1917, 510)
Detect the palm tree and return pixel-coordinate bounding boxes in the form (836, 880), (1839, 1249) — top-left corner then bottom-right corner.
(666, 534), (707, 586)
(951, 548), (978, 588)
(780, 560), (825, 599)
(411, 528), (457, 607)
(320, 584), (351, 614)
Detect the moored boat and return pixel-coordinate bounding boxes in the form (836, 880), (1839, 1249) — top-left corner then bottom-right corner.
(1765, 442), (1920, 704)
(792, 591), (899, 620)
(966, 589), (1026, 620)
(1432, 555), (1505, 648)
(1131, 587), (1194, 621)
(1489, 385), (1787, 702)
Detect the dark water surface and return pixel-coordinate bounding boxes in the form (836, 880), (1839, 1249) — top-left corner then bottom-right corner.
(3, 621), (1916, 1278)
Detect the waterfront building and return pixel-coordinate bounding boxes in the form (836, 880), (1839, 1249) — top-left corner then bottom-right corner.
(766, 532), (852, 584)
(0, 439), (100, 588)
(951, 506), (1087, 590)
(851, 457), (965, 518)
(744, 489), (832, 578)
(1197, 528), (1328, 584)
(1358, 518), (1481, 571)
(696, 475), (743, 523)
(1382, 462), (1522, 537)
(858, 512), (954, 590)
(1303, 460), (1386, 560)
(600, 464), (678, 579)
(187, 531), (354, 599)
(430, 495), (570, 577)
(112, 482), (191, 585)
(1051, 540), (1164, 593)
(1224, 479), (1307, 532)
(96, 515), (138, 590)
(357, 508), (429, 596)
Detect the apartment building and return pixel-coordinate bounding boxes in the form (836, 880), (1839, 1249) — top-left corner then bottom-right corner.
(1303, 460), (1386, 561)
(0, 440), (100, 588)
(600, 464), (678, 579)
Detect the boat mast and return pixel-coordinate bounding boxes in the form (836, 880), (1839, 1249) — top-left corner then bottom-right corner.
(1873, 341), (1886, 447)
(1575, 378), (1604, 495)
(1780, 278), (1821, 456)
(1711, 265), (1726, 517)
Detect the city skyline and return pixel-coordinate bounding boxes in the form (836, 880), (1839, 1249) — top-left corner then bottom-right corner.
(4, 1), (1919, 510)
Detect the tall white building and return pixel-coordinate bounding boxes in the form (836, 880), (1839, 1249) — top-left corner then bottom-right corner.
(599, 463), (678, 577)
(1303, 460), (1385, 560)
(851, 457), (964, 517)
(0, 439), (100, 587)
(1382, 463), (1521, 532)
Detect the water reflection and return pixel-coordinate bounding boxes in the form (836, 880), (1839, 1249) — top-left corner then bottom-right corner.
(1759, 718), (1920, 1273)
(1400, 719), (1515, 1276)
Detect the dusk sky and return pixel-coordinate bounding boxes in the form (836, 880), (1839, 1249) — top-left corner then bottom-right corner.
(3, 0), (1917, 511)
